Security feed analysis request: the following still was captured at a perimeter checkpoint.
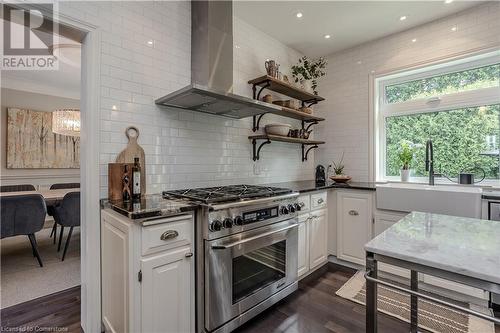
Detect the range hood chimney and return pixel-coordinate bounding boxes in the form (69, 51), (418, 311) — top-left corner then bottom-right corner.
(155, 0), (279, 118)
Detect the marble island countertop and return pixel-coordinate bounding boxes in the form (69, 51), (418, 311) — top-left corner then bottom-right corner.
(365, 211), (500, 285)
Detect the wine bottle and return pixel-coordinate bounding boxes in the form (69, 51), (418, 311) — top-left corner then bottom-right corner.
(132, 157), (141, 200)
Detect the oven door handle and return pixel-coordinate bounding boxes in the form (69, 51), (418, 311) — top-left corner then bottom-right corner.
(211, 224), (298, 250)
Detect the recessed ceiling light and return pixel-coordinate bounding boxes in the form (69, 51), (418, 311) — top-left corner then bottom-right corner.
(451, 26), (457, 31)
(400, 15), (407, 21)
(445, 0), (454, 4)
(324, 34), (331, 39)
(412, 38), (417, 42)
(147, 40), (154, 46)
(235, 45), (241, 49)
(357, 60), (362, 65)
(296, 12), (303, 18)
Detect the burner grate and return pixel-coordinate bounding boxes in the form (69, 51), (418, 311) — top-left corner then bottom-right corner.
(163, 185), (292, 204)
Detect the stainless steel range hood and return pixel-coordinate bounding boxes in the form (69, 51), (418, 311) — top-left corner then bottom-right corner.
(155, 1), (278, 119)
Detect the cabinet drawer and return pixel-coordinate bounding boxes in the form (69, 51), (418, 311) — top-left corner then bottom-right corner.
(142, 216), (193, 256)
(298, 195), (310, 213)
(311, 192), (327, 210)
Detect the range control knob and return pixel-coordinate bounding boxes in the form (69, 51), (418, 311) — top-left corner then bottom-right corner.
(234, 216), (244, 226)
(223, 217), (233, 228)
(280, 206), (289, 215)
(210, 220), (222, 232)
(288, 204), (296, 213)
(294, 203), (301, 211)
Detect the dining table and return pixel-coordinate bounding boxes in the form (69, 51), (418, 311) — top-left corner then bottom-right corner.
(0, 188), (80, 206)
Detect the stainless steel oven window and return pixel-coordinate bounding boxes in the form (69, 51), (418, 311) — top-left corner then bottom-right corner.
(232, 240), (286, 304)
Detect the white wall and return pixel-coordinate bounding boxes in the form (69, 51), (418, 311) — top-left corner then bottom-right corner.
(0, 88), (80, 189)
(59, 1), (311, 197)
(315, 2), (500, 181)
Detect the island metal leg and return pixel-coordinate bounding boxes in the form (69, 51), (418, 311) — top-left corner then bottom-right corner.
(410, 270), (418, 333)
(366, 252), (378, 333)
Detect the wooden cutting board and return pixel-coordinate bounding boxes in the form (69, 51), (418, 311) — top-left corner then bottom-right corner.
(116, 126), (146, 195)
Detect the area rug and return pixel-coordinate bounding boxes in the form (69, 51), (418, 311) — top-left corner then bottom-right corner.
(336, 271), (495, 333)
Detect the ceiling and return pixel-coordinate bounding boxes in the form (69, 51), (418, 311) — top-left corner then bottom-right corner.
(234, 1), (483, 58)
(1, 20), (81, 99)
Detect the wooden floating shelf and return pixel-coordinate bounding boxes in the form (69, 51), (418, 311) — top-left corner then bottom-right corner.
(248, 75), (325, 103)
(252, 105), (325, 132)
(249, 135), (325, 145)
(249, 135), (324, 162)
(270, 105), (324, 122)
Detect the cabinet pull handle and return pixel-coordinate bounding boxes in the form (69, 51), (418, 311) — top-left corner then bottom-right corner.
(185, 252), (193, 258)
(348, 210), (359, 216)
(317, 198), (324, 204)
(160, 230), (179, 241)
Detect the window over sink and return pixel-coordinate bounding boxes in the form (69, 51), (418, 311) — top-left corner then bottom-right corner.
(375, 51), (500, 182)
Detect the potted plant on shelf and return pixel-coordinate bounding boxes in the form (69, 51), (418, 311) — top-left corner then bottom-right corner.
(398, 140), (422, 182)
(291, 56), (327, 95)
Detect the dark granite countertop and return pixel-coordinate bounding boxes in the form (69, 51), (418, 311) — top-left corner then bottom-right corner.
(264, 180), (378, 193)
(101, 194), (199, 220)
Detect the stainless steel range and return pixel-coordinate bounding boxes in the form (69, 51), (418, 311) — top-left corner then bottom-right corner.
(163, 185), (301, 333)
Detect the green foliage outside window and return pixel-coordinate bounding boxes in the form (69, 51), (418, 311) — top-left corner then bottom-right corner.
(386, 105), (500, 179)
(385, 64), (500, 104)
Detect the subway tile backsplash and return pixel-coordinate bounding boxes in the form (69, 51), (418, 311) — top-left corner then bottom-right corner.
(60, 2), (315, 197)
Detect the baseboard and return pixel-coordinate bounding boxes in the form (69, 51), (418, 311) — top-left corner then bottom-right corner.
(328, 255), (364, 271)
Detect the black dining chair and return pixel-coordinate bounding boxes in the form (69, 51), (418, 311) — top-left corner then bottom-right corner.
(0, 194), (47, 267)
(48, 183), (80, 243)
(49, 183), (80, 190)
(0, 184), (36, 192)
(53, 192), (80, 261)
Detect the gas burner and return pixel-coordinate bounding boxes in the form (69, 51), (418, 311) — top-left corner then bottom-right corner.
(163, 185), (292, 204)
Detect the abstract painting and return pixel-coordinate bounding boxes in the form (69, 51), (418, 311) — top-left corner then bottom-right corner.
(7, 108), (80, 168)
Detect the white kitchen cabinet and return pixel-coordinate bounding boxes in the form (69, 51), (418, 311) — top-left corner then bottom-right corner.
(101, 209), (195, 333)
(297, 213), (310, 277)
(297, 191), (328, 278)
(141, 246), (194, 333)
(309, 208), (328, 270)
(336, 191), (373, 265)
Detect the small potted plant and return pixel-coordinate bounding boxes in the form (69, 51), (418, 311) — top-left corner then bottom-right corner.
(398, 140), (421, 182)
(291, 56), (327, 95)
(328, 152), (351, 183)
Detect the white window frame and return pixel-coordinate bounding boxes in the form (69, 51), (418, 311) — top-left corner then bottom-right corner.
(375, 50), (500, 182)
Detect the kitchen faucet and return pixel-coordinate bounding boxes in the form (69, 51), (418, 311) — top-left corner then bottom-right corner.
(425, 139), (437, 185)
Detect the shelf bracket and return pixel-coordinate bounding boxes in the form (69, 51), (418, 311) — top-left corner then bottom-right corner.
(302, 144), (319, 162)
(302, 120), (318, 132)
(253, 81), (271, 101)
(302, 99), (318, 108)
(253, 139), (271, 161)
(252, 114), (267, 132)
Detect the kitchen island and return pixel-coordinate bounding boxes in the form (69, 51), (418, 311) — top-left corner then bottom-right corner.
(364, 211), (500, 332)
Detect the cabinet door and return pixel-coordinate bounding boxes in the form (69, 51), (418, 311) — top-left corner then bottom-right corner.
(141, 246), (194, 333)
(337, 192), (372, 265)
(297, 213), (310, 277)
(309, 208), (328, 270)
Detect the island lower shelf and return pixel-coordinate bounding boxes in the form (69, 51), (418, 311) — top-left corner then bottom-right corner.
(248, 135), (324, 162)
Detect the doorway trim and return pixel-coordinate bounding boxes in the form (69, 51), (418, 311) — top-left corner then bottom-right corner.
(10, 4), (103, 331)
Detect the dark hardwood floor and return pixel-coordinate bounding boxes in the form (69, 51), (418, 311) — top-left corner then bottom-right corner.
(236, 264), (419, 333)
(1, 266), (498, 333)
(1, 286), (81, 332)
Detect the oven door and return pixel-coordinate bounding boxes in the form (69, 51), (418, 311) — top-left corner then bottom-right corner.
(205, 219), (298, 331)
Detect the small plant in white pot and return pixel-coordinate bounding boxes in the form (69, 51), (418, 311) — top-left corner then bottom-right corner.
(398, 140), (421, 182)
